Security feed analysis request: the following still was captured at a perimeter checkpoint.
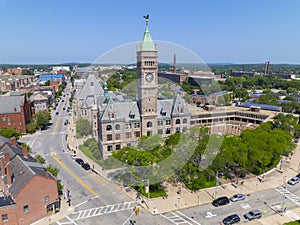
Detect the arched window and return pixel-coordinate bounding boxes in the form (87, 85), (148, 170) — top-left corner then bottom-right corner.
(147, 121), (152, 128)
(106, 125), (112, 131)
(183, 118), (187, 124)
(175, 119), (180, 124)
(115, 124), (120, 130)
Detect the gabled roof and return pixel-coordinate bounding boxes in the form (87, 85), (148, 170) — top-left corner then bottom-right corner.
(101, 99), (140, 122)
(171, 94), (192, 116)
(30, 92), (48, 102)
(0, 95), (25, 114)
(77, 74), (104, 100)
(0, 139), (55, 197)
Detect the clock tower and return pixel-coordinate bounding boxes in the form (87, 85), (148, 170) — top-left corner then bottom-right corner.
(137, 16), (158, 136)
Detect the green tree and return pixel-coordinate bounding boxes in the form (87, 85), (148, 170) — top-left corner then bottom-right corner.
(0, 128), (21, 139)
(76, 118), (92, 137)
(26, 121), (37, 133)
(46, 165), (59, 177)
(34, 154), (46, 164)
(34, 110), (51, 130)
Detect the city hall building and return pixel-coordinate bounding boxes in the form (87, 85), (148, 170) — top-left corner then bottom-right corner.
(72, 20), (276, 159)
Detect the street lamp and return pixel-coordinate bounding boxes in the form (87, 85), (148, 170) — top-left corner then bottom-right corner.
(142, 179), (150, 209)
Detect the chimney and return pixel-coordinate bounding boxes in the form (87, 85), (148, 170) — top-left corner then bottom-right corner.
(22, 146), (28, 158)
(173, 54), (176, 73)
(1, 157), (5, 177)
(10, 137), (17, 146)
(6, 163), (12, 185)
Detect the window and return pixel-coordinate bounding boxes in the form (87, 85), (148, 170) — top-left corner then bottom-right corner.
(1, 214), (8, 222)
(116, 144), (121, 150)
(23, 205), (29, 213)
(44, 196), (50, 203)
(107, 134), (112, 141)
(107, 145), (113, 151)
(147, 131), (152, 136)
(182, 127), (187, 132)
(115, 124), (120, 130)
(183, 118), (187, 124)
(115, 133), (120, 140)
(126, 132), (132, 139)
(176, 127), (180, 132)
(7, 117), (10, 126)
(166, 120), (171, 125)
(129, 114), (135, 119)
(134, 122), (140, 128)
(125, 123), (132, 129)
(147, 121), (152, 128)
(134, 131), (140, 138)
(157, 120), (163, 126)
(106, 125), (112, 131)
(175, 119), (180, 124)
(158, 129), (163, 134)
(166, 128), (171, 134)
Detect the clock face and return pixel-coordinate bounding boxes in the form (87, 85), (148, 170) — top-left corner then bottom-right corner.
(145, 72), (154, 82)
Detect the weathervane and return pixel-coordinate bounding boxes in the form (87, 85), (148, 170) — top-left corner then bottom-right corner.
(143, 14), (149, 25)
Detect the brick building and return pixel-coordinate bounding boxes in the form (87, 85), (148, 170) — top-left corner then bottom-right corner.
(0, 136), (59, 225)
(0, 95), (32, 134)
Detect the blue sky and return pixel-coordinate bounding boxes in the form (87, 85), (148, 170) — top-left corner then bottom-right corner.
(0, 0), (300, 64)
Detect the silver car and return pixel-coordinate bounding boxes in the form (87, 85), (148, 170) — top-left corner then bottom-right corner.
(288, 176), (300, 185)
(230, 194), (245, 202)
(244, 210), (262, 220)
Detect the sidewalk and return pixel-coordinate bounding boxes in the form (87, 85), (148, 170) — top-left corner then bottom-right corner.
(67, 112), (300, 224)
(32, 198), (75, 225)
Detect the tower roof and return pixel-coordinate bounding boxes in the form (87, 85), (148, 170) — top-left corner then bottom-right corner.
(141, 19), (156, 51)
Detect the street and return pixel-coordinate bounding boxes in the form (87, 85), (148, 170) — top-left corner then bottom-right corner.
(19, 86), (300, 225)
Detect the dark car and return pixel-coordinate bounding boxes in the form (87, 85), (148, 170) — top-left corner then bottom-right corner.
(56, 112), (59, 115)
(75, 158), (84, 165)
(63, 107), (65, 110)
(244, 210), (262, 220)
(81, 163), (90, 170)
(222, 214), (240, 225)
(212, 196), (230, 207)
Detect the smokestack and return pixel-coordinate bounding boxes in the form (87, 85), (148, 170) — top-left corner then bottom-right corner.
(267, 61), (270, 75)
(264, 61), (267, 75)
(173, 54), (176, 73)
(22, 146), (28, 158)
(10, 137), (17, 146)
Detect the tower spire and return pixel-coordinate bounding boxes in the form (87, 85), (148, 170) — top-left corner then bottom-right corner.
(141, 14), (155, 51)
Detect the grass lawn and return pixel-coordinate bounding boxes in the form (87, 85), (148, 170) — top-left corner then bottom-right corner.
(284, 221), (300, 225)
(79, 145), (101, 164)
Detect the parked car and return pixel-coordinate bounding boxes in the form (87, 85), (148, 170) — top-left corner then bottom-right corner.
(71, 153), (77, 159)
(212, 196), (229, 207)
(244, 210), (262, 220)
(75, 158), (84, 165)
(230, 193), (245, 202)
(81, 163), (90, 170)
(288, 176), (300, 185)
(56, 112), (59, 115)
(296, 173), (300, 179)
(222, 214), (240, 225)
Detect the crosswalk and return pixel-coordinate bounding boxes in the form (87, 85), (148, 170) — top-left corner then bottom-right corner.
(161, 211), (201, 225)
(275, 186), (300, 206)
(72, 201), (135, 221)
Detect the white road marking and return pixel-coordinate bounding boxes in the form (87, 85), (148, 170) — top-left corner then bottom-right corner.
(240, 203), (251, 209)
(161, 211), (201, 225)
(205, 211), (217, 218)
(275, 186), (300, 206)
(71, 201), (135, 221)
